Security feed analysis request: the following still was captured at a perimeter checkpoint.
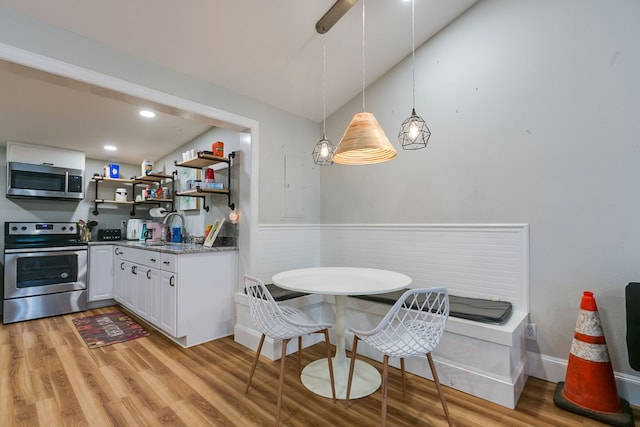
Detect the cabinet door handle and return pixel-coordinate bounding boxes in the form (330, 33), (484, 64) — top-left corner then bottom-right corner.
(132, 265), (137, 275)
(169, 276), (175, 287)
(115, 248), (122, 255)
(163, 260), (170, 265)
(120, 262), (125, 270)
(147, 270), (151, 279)
(150, 258), (157, 263)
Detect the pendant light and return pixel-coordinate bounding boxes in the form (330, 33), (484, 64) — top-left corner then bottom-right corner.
(398, 0), (431, 150)
(313, 36), (337, 166)
(333, 0), (397, 165)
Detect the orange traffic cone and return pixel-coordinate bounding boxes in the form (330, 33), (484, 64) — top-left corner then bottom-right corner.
(554, 291), (634, 426)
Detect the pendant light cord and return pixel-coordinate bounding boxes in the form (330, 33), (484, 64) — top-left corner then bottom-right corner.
(411, 0), (416, 109)
(362, 0), (366, 111)
(322, 35), (327, 136)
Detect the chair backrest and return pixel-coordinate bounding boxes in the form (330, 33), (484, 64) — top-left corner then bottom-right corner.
(363, 287), (449, 358)
(245, 274), (319, 340)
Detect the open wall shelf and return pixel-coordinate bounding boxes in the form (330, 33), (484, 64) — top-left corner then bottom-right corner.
(91, 173), (174, 216)
(174, 151), (235, 211)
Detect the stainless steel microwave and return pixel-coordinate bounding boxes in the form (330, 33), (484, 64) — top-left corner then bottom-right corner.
(6, 161), (84, 201)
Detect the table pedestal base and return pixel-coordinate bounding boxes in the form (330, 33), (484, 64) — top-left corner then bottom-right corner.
(301, 357), (381, 400)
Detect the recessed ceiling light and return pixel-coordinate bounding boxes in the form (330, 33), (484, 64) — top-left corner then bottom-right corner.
(104, 145), (117, 151)
(139, 109), (156, 118)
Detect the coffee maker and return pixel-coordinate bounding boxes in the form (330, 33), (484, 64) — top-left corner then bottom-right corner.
(144, 222), (165, 242)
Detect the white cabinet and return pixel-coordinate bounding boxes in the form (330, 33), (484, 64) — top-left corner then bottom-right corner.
(7, 141), (85, 170)
(158, 270), (177, 336)
(135, 265), (151, 319)
(88, 245), (114, 301)
(112, 245), (236, 347)
(114, 246), (137, 311)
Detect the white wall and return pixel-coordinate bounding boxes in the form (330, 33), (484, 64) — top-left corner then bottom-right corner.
(323, 0), (640, 381)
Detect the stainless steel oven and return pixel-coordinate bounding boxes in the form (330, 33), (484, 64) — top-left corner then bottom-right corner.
(3, 222), (87, 323)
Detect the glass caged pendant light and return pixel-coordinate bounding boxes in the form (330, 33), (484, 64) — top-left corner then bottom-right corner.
(398, 0), (431, 150)
(313, 37), (337, 166)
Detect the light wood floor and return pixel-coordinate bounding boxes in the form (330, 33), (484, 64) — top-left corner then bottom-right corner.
(0, 306), (637, 426)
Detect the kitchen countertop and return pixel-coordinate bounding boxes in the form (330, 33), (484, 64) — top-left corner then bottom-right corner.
(88, 240), (238, 255)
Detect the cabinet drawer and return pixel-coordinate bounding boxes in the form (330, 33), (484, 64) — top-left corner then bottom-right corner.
(160, 253), (178, 272)
(124, 247), (162, 268)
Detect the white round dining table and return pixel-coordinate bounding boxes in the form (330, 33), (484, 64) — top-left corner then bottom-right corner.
(272, 267), (412, 399)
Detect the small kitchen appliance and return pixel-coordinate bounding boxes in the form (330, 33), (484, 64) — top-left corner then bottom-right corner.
(145, 222), (164, 242)
(126, 219), (144, 240)
(97, 229), (121, 241)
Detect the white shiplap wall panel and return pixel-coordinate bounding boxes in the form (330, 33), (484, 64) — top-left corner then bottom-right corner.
(253, 225), (321, 278)
(320, 224), (529, 312)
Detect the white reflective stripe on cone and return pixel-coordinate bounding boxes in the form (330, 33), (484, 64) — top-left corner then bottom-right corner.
(575, 310), (604, 337)
(570, 339), (610, 362)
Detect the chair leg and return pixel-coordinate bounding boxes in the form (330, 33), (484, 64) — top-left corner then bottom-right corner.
(345, 335), (359, 405)
(400, 358), (406, 397)
(381, 354), (389, 427)
(322, 329), (337, 402)
(276, 338), (291, 426)
(426, 352), (453, 427)
(298, 336), (303, 375)
(246, 333), (266, 394)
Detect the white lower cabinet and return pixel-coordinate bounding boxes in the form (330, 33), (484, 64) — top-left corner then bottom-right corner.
(88, 245), (115, 301)
(147, 266), (162, 329)
(113, 245), (236, 347)
(158, 270), (177, 336)
(114, 258), (136, 312)
(147, 266), (176, 336)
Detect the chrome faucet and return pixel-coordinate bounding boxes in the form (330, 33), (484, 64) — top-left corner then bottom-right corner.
(162, 211), (188, 242)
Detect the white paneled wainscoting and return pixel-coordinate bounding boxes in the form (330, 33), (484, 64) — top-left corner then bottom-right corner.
(235, 223), (529, 408)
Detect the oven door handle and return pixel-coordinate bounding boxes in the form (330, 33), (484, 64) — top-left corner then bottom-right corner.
(4, 246), (87, 254)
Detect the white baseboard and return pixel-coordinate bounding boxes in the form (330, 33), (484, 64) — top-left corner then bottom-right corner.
(527, 351), (640, 406)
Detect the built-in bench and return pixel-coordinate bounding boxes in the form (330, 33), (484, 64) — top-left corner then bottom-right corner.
(260, 284), (513, 323)
(248, 283), (309, 301)
(235, 283), (527, 409)
(234, 223), (530, 409)
(351, 290), (513, 324)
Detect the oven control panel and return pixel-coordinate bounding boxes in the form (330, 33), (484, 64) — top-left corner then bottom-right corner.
(6, 222), (78, 236)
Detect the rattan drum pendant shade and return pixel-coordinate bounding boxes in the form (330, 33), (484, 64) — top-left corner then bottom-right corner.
(333, 112), (397, 165)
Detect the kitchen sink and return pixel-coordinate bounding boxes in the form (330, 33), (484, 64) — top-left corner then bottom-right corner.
(143, 241), (166, 247)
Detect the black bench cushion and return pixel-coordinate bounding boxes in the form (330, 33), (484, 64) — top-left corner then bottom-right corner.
(244, 283), (309, 302)
(351, 289), (513, 324)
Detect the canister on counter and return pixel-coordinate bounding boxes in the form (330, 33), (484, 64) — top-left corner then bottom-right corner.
(141, 159), (153, 176)
(204, 167), (215, 181)
(212, 141), (224, 157)
(115, 188), (128, 201)
(109, 164), (120, 178)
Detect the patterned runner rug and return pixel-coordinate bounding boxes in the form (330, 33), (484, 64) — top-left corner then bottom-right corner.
(72, 311), (150, 349)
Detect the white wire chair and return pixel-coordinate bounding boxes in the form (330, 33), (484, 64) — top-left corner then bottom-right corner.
(346, 287), (452, 427)
(244, 275), (336, 425)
